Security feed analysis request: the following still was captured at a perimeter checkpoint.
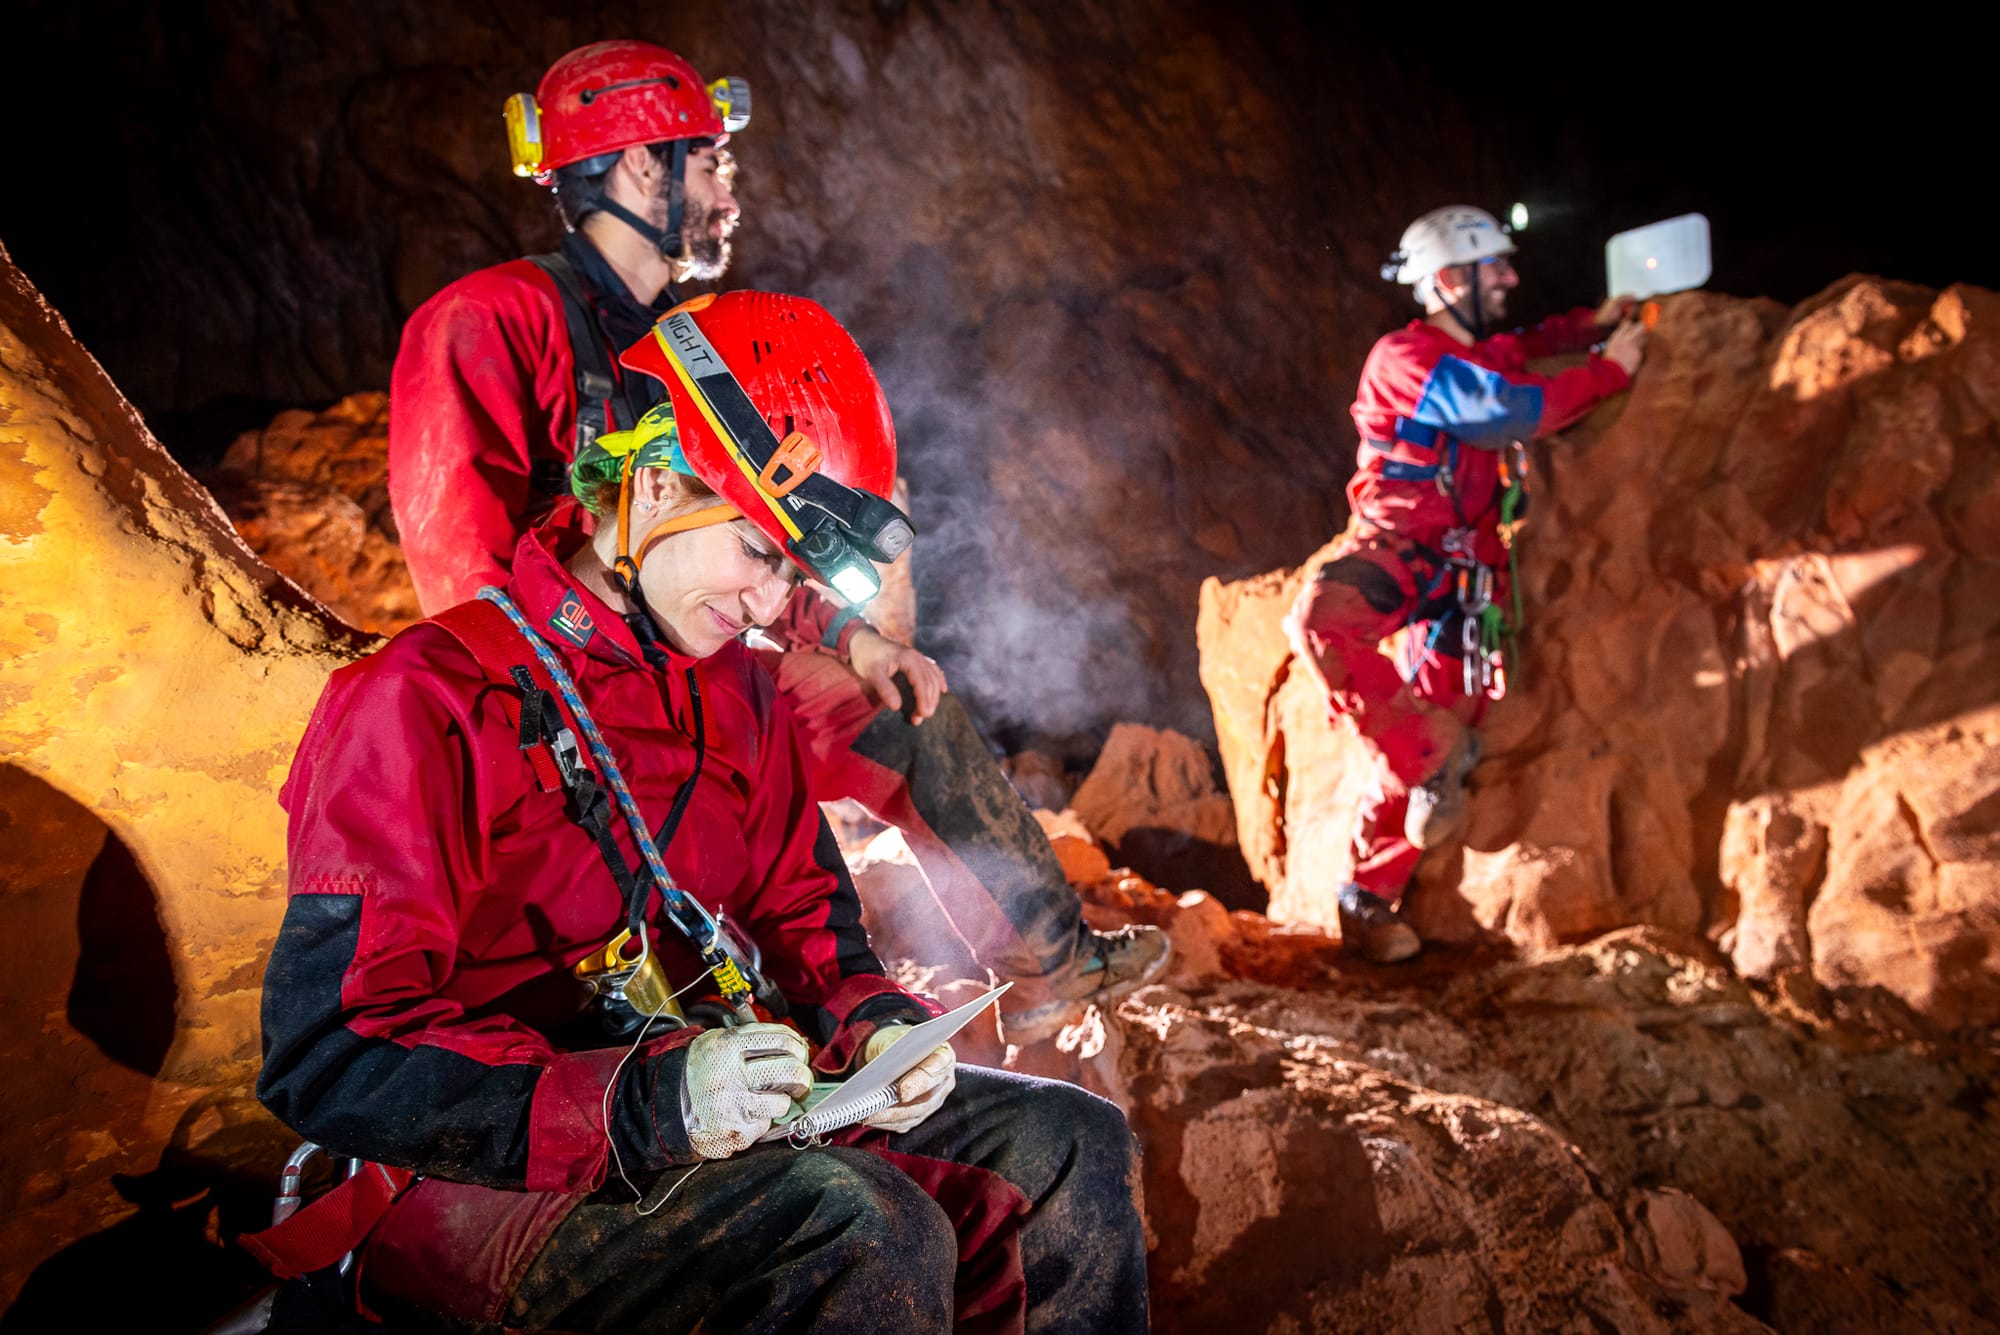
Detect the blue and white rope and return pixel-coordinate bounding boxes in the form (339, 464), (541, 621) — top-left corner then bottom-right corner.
(477, 587), (700, 934)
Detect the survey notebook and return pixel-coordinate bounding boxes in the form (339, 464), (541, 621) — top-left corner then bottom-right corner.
(763, 982), (1010, 1141)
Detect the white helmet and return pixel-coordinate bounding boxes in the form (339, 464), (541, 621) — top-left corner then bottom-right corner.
(1382, 205), (1517, 287)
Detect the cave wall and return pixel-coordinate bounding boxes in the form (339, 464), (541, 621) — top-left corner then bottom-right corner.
(8, 0), (1529, 750)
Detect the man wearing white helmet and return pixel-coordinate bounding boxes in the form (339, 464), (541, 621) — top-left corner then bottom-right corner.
(1286, 204), (1646, 962)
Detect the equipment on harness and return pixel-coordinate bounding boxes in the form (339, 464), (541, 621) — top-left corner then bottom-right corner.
(242, 1144), (415, 1289)
(504, 41), (749, 262)
(485, 585), (767, 1024)
(433, 592), (779, 1030)
(1497, 439), (1528, 683)
(1394, 525), (1508, 701)
(615, 292), (915, 607)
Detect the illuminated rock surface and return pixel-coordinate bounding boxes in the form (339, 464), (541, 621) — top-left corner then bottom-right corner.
(203, 393), (419, 637)
(1026, 854), (1998, 1334)
(0, 243), (371, 1319)
(1202, 280), (2000, 1030)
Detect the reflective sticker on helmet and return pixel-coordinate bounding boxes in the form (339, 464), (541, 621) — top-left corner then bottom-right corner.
(653, 315), (804, 540)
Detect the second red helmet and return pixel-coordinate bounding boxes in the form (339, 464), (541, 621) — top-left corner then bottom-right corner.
(504, 40), (748, 182)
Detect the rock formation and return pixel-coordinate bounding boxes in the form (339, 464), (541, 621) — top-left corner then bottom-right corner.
(857, 824), (2000, 1333)
(1201, 279), (2000, 1030)
(204, 393), (419, 637)
(1070, 722), (1262, 908)
(0, 243), (372, 1316)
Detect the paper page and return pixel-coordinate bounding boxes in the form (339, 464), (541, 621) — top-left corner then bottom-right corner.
(761, 982), (1010, 1140)
(1605, 213), (1712, 300)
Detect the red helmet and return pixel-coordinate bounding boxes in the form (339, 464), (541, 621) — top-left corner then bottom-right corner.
(619, 292), (910, 603)
(504, 41), (748, 182)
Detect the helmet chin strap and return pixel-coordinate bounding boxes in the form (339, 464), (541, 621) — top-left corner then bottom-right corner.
(1440, 262), (1487, 342)
(593, 140), (690, 261)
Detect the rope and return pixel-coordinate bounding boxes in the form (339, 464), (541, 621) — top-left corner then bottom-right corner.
(476, 587), (751, 1017)
(479, 588), (687, 907)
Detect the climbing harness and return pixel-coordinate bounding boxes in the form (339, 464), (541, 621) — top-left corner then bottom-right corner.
(456, 587), (771, 1025)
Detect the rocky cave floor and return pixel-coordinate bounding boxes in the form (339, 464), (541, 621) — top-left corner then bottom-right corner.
(846, 815), (2000, 1335)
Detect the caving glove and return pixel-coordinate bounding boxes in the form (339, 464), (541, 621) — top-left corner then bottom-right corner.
(860, 1023), (956, 1135)
(681, 1023), (812, 1159)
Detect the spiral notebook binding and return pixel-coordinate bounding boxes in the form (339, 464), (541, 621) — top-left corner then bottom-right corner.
(788, 1086), (901, 1141)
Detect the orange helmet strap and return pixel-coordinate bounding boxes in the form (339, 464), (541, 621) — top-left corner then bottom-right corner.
(631, 503), (744, 568)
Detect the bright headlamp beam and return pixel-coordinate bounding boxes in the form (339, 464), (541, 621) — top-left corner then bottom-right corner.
(830, 565), (879, 605)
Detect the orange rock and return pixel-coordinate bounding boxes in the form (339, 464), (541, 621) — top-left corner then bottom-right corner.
(0, 243), (371, 1307)
(1070, 722), (1260, 906)
(1200, 280), (2000, 1027)
(209, 394), (419, 636)
(1031, 807), (1114, 885)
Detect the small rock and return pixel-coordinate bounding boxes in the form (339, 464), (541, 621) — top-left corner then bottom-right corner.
(1626, 1187), (1747, 1297)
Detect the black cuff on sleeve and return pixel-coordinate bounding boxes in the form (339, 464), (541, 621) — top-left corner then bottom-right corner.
(610, 1042), (698, 1171)
(822, 605), (868, 650)
(848, 992), (934, 1033)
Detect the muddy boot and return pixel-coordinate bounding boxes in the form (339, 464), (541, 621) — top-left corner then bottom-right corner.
(1404, 729), (1481, 851)
(1336, 883), (1421, 964)
(1001, 925), (1173, 1043)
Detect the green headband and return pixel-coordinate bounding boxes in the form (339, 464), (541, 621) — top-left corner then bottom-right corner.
(568, 400), (698, 506)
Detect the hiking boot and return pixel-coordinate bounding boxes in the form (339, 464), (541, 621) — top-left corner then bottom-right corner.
(1000, 925), (1173, 1043)
(1404, 729), (1481, 851)
(1336, 882), (1421, 964)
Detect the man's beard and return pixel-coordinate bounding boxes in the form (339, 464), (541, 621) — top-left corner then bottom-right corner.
(677, 201), (735, 282)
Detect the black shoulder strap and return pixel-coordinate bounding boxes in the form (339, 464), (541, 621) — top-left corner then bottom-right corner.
(528, 252), (619, 458)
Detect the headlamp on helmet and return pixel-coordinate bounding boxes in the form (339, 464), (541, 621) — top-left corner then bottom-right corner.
(649, 305), (913, 606)
(503, 92), (546, 179)
(708, 77), (751, 134)
(505, 43), (750, 190)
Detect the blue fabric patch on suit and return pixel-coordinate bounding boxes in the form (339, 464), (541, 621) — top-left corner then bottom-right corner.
(1411, 355), (1543, 446)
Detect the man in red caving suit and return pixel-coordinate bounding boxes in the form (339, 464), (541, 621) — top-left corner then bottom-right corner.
(386, 40), (1168, 1036)
(1287, 205), (1647, 962)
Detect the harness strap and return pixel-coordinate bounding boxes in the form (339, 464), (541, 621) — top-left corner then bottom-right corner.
(1378, 458), (1440, 483)
(527, 254), (614, 466)
(240, 1163), (415, 1280)
(430, 599), (709, 934)
(475, 589), (752, 1017)
(432, 602), (564, 793)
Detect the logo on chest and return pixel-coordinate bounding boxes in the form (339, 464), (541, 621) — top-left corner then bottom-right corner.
(549, 591), (597, 648)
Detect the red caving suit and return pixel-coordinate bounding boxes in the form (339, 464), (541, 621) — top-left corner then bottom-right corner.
(1289, 308), (1629, 897)
(250, 530), (1150, 1331)
(386, 235), (1086, 993)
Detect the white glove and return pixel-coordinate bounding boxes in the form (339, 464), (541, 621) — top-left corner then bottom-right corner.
(860, 1023), (956, 1135)
(681, 1023), (811, 1159)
